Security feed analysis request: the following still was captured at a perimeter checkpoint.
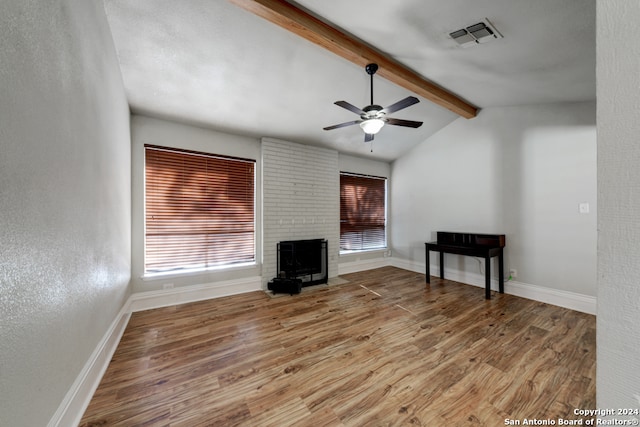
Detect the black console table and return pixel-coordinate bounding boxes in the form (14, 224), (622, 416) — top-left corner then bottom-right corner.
(425, 231), (505, 299)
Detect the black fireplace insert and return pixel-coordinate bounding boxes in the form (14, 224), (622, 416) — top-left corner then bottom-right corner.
(277, 239), (328, 286)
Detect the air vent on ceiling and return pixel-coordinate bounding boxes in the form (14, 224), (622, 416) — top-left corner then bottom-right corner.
(449, 19), (502, 48)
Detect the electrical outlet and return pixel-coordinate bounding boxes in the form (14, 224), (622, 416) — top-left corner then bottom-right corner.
(509, 269), (517, 279)
(579, 202), (590, 214)
(163, 283), (174, 290)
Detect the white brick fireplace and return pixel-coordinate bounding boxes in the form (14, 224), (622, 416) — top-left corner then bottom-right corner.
(261, 138), (340, 287)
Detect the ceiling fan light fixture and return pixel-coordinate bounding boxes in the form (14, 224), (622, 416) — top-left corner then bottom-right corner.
(323, 63), (423, 141)
(360, 118), (385, 134)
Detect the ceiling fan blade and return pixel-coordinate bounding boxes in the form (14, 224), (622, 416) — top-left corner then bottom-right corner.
(364, 133), (374, 142)
(335, 101), (365, 115)
(323, 120), (361, 131)
(381, 96), (420, 114)
(386, 118), (423, 128)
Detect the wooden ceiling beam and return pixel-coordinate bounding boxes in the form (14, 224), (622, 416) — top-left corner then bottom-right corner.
(228, 0), (478, 119)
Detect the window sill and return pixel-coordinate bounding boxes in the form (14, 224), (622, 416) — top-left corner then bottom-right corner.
(141, 262), (257, 281)
(339, 248), (388, 256)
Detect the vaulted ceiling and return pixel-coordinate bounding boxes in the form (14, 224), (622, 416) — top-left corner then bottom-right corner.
(104, 0), (595, 161)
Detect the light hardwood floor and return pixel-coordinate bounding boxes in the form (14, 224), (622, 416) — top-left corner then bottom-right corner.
(80, 267), (595, 426)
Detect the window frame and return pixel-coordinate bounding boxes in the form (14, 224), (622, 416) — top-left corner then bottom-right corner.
(143, 144), (256, 277)
(339, 171), (388, 253)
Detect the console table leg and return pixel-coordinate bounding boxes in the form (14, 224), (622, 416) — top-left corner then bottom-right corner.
(426, 248), (431, 284)
(485, 256), (491, 299)
(439, 252), (445, 279)
(498, 249), (504, 293)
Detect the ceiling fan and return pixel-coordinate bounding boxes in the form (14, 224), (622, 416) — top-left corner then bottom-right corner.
(323, 63), (423, 142)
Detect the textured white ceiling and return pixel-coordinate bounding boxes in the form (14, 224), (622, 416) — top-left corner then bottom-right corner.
(104, 0), (595, 161)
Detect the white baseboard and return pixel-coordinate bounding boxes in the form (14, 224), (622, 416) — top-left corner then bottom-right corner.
(338, 257), (391, 275)
(503, 279), (596, 315)
(389, 257), (423, 273)
(49, 276), (262, 426)
(128, 276), (263, 312)
(48, 305), (131, 427)
(390, 257), (596, 315)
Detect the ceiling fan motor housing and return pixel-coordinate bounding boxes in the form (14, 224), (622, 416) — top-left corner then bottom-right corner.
(363, 104), (384, 119)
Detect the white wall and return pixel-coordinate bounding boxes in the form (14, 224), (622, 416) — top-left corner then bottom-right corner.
(339, 153), (391, 178)
(0, 1), (131, 426)
(130, 115), (262, 292)
(391, 102), (597, 298)
(596, 0), (640, 410)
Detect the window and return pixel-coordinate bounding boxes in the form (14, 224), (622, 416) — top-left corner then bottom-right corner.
(144, 145), (255, 275)
(340, 172), (387, 251)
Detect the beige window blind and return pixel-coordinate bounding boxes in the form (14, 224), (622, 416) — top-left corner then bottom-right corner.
(144, 145), (255, 274)
(340, 172), (387, 251)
